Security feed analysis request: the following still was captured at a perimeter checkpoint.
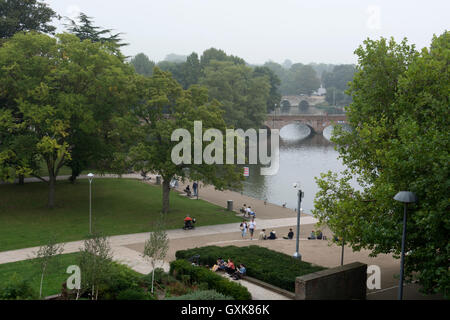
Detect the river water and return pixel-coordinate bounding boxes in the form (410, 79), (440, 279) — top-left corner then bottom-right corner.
(241, 124), (348, 214)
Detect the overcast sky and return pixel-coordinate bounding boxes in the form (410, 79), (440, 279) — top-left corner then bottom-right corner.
(45, 0), (449, 65)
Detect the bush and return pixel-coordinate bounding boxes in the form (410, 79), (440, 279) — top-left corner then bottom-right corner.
(167, 290), (232, 300)
(175, 245), (326, 292)
(170, 259), (251, 300)
(116, 288), (149, 300)
(0, 273), (37, 300)
(97, 262), (142, 300)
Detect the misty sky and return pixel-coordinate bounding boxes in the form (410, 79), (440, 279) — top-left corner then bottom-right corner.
(45, 0), (449, 65)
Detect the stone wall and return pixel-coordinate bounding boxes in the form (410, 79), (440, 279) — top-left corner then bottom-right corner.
(295, 262), (367, 300)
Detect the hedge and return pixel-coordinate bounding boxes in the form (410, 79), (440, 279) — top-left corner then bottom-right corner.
(170, 259), (251, 300)
(167, 290), (232, 300)
(175, 245), (326, 292)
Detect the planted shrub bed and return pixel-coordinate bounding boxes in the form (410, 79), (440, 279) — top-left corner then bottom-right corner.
(175, 245), (326, 292)
(170, 259), (251, 300)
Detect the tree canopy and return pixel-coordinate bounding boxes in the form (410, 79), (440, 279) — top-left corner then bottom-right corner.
(0, 0), (58, 39)
(313, 32), (450, 297)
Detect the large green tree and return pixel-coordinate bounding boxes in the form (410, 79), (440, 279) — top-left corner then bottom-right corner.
(130, 53), (155, 77)
(0, 0), (58, 39)
(129, 68), (242, 213)
(200, 60), (270, 130)
(313, 33), (449, 297)
(0, 32), (135, 207)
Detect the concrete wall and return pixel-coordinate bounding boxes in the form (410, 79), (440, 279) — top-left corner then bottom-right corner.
(295, 262), (367, 300)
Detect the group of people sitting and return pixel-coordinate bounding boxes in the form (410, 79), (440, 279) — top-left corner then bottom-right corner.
(258, 228), (294, 240)
(183, 182), (198, 197)
(240, 204), (256, 218)
(308, 230), (325, 240)
(211, 258), (246, 280)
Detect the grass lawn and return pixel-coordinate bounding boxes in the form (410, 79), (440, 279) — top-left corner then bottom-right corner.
(0, 252), (80, 298)
(0, 178), (241, 252)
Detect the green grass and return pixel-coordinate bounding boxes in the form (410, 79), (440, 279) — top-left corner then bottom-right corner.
(0, 179), (241, 251)
(0, 252), (80, 298)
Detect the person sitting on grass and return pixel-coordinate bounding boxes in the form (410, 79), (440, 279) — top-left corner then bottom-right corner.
(225, 259), (235, 275)
(258, 229), (267, 240)
(283, 228), (294, 240)
(308, 230), (316, 240)
(232, 264), (247, 280)
(211, 258), (226, 272)
(268, 230), (277, 240)
(184, 185), (192, 197)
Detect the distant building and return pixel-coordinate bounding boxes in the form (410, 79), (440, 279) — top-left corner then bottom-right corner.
(313, 85), (327, 96)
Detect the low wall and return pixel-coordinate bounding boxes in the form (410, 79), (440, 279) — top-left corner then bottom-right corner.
(295, 262), (367, 300)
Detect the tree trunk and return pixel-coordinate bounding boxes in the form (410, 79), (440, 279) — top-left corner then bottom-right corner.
(48, 174), (56, 209)
(18, 174), (24, 185)
(162, 179), (170, 214)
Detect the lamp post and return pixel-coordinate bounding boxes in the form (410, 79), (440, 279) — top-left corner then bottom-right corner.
(293, 183), (303, 260)
(394, 191), (417, 300)
(88, 173), (94, 234)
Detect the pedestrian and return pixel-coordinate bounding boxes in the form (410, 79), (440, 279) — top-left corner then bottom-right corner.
(193, 181), (198, 197)
(248, 218), (256, 240)
(240, 220), (248, 238)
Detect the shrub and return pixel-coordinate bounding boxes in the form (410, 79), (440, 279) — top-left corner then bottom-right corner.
(170, 259), (251, 300)
(0, 273), (37, 300)
(167, 290), (232, 300)
(97, 262), (142, 300)
(116, 288), (149, 300)
(175, 245), (326, 292)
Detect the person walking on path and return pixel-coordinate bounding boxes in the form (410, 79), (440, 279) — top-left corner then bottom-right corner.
(248, 218), (256, 240)
(240, 220), (248, 238)
(193, 182), (198, 197)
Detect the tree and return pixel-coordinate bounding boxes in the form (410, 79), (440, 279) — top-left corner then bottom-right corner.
(0, 32), (136, 207)
(65, 12), (126, 54)
(313, 33), (449, 297)
(129, 68), (242, 213)
(200, 60), (270, 129)
(182, 52), (201, 89)
(0, 0), (58, 39)
(78, 233), (113, 300)
(130, 53), (155, 77)
(200, 47), (245, 69)
(33, 237), (64, 298)
(254, 66), (281, 113)
(142, 219), (169, 294)
(289, 63), (320, 95)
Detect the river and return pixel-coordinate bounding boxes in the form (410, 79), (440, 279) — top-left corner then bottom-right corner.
(241, 123), (349, 214)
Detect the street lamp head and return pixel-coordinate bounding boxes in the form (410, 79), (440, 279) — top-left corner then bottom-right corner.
(292, 182), (301, 189)
(88, 173), (94, 183)
(394, 191), (417, 204)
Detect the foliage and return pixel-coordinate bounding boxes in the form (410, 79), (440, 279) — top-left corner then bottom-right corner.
(128, 68), (243, 213)
(0, 273), (37, 300)
(200, 60), (270, 129)
(64, 12), (126, 52)
(33, 237), (64, 298)
(142, 219), (169, 293)
(170, 259), (251, 300)
(130, 53), (155, 77)
(0, 32), (136, 206)
(313, 33), (450, 298)
(78, 232), (113, 300)
(167, 289), (232, 300)
(0, 0), (58, 39)
(175, 245), (325, 292)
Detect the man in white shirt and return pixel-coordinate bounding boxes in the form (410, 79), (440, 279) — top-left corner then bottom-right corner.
(248, 218), (256, 240)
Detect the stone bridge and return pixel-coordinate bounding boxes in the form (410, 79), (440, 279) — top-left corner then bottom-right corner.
(264, 114), (347, 134)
